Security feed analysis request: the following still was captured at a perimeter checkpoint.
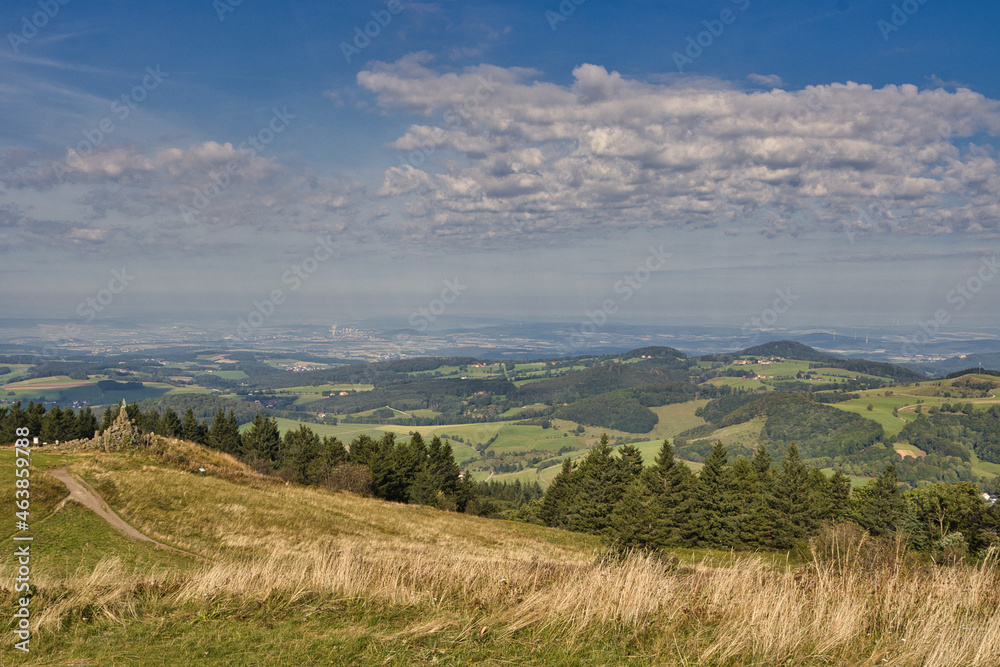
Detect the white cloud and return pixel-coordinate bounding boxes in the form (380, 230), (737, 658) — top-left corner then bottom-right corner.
(0, 142), (367, 254)
(358, 58), (1000, 248)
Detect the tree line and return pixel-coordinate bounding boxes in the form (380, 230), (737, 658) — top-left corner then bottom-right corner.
(536, 436), (1000, 560)
(0, 400), (475, 513)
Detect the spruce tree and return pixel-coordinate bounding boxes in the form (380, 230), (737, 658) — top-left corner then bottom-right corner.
(849, 464), (905, 537)
(566, 435), (628, 536)
(728, 456), (762, 548)
(617, 444), (644, 480)
(539, 458), (578, 528)
(690, 441), (737, 548)
(209, 409), (241, 455)
(828, 469), (852, 522)
(610, 480), (658, 552)
(241, 414), (281, 463)
(77, 406), (99, 439)
(771, 443), (814, 548)
(181, 408), (200, 443)
(161, 408), (181, 438)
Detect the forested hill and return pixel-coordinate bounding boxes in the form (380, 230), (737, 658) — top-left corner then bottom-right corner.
(734, 340), (925, 383)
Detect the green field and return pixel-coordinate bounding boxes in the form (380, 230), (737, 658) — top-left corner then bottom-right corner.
(647, 400), (710, 439)
(1, 377), (206, 405)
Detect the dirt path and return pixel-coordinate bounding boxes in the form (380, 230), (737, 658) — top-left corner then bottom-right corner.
(49, 468), (204, 559)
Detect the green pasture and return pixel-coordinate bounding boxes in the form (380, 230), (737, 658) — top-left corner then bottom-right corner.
(1, 377), (203, 405)
(647, 400), (710, 439)
(703, 376), (767, 391)
(833, 394), (922, 436)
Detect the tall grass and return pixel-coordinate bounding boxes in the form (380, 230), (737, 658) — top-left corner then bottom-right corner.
(10, 531), (1000, 665)
(8, 447), (1000, 665)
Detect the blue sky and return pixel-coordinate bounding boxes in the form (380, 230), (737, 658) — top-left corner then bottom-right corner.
(2, 0), (1000, 341)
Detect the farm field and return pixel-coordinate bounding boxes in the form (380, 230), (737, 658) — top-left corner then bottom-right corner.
(1, 377), (206, 405)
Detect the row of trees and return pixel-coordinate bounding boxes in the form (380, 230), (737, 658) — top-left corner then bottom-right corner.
(1, 400), (473, 512)
(538, 437), (1000, 559)
(0, 401), (99, 444)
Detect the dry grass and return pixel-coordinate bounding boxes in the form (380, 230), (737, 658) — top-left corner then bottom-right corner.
(7, 446), (1000, 665)
(9, 539), (1000, 665)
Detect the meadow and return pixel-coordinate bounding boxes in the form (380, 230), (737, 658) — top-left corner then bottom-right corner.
(4, 444), (1000, 666)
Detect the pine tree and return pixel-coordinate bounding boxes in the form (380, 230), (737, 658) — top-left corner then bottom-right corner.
(565, 434), (628, 536)
(539, 458), (577, 528)
(728, 456), (763, 548)
(771, 443), (814, 548)
(162, 408), (182, 438)
(209, 409), (241, 455)
(77, 407), (99, 439)
(241, 414), (281, 463)
(849, 464), (905, 537)
(690, 441), (737, 548)
(828, 469), (852, 522)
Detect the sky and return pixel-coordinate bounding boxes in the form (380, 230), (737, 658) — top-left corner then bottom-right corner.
(2, 0), (1000, 340)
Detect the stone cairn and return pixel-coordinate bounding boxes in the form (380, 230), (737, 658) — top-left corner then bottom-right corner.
(88, 402), (154, 452)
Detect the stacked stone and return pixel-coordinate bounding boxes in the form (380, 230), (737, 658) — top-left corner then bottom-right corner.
(88, 403), (153, 452)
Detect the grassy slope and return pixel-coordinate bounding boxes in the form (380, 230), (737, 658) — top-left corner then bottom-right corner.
(5, 442), (1000, 665)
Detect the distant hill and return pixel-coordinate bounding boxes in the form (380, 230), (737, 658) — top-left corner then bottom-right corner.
(738, 340), (834, 362)
(620, 346), (687, 360)
(737, 340), (924, 383)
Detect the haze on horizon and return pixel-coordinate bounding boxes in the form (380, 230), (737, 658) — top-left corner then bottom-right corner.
(2, 0), (1000, 337)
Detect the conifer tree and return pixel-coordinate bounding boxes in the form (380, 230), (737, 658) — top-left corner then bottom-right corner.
(646, 439), (695, 547)
(100, 405), (114, 433)
(161, 408), (181, 438)
(771, 443), (814, 548)
(610, 479), (659, 552)
(209, 409), (241, 455)
(566, 434), (628, 535)
(241, 414), (281, 463)
(617, 444), (644, 480)
(728, 456), (763, 548)
(539, 458), (578, 528)
(77, 406), (99, 439)
(690, 441), (737, 548)
(849, 464), (905, 537)
(751, 443), (779, 545)
(828, 469), (852, 521)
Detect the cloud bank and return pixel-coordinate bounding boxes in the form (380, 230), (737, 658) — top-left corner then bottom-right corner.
(359, 55), (1000, 247)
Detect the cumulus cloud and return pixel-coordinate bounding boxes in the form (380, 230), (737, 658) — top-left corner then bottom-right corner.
(748, 73), (783, 87)
(357, 57), (1000, 248)
(0, 142), (367, 254)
